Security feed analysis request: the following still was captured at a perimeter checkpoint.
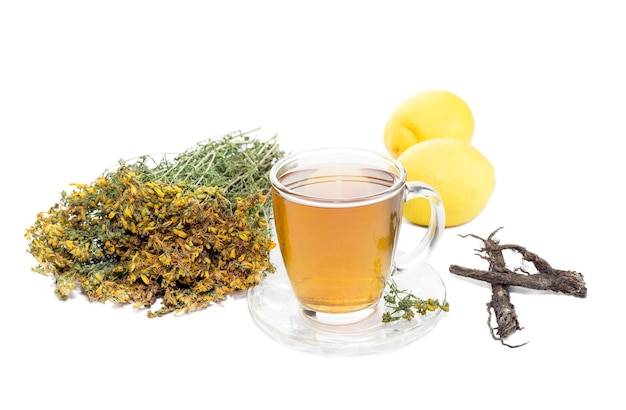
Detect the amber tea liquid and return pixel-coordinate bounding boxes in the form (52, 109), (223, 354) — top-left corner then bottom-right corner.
(272, 167), (403, 314)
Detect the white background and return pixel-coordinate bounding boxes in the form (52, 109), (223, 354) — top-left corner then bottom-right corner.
(2, 1), (624, 409)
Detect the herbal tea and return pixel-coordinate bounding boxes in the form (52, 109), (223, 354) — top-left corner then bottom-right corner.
(272, 167), (403, 314)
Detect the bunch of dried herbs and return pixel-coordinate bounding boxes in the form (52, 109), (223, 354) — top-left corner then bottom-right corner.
(25, 130), (285, 317)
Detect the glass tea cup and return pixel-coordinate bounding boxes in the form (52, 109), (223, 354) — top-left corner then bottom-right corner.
(269, 147), (445, 325)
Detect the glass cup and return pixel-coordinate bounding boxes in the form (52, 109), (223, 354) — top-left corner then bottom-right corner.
(269, 147), (445, 325)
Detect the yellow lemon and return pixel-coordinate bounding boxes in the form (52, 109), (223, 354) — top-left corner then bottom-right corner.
(384, 90), (475, 158)
(398, 138), (495, 227)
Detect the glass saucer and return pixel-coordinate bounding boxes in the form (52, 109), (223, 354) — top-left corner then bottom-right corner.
(247, 248), (447, 356)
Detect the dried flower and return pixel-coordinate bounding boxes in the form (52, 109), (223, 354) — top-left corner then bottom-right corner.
(382, 280), (450, 323)
(25, 130), (284, 317)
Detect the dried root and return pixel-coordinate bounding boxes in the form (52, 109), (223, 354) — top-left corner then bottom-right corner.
(487, 284), (525, 348)
(449, 227), (587, 347)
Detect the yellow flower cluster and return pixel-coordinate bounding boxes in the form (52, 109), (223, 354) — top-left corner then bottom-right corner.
(381, 280), (449, 323)
(25, 166), (276, 317)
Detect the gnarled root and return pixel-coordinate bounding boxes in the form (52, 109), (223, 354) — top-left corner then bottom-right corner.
(450, 227), (586, 346)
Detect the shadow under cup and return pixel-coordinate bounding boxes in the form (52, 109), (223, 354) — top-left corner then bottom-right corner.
(270, 148), (443, 325)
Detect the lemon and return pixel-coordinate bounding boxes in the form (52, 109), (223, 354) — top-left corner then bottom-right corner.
(384, 90), (475, 158)
(398, 138), (495, 227)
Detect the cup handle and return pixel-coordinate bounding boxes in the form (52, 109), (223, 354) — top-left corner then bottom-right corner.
(393, 181), (445, 272)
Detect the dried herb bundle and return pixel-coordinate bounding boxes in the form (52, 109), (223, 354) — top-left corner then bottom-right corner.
(25, 130), (285, 317)
(449, 227), (587, 347)
(124, 130), (283, 202)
